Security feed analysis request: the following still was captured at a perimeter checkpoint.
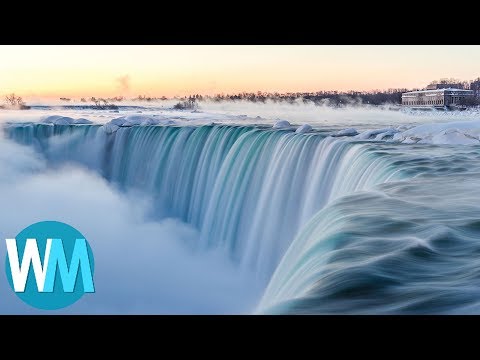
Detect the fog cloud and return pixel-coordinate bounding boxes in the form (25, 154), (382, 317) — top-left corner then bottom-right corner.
(115, 74), (130, 93)
(0, 138), (261, 314)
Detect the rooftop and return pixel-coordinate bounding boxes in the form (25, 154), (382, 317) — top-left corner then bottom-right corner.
(403, 88), (474, 95)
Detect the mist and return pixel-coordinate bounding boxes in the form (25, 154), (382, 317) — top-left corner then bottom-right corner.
(115, 75), (131, 93)
(3, 99), (480, 133)
(0, 137), (262, 314)
(2, 102), (480, 314)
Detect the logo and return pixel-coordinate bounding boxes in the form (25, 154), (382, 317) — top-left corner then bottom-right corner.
(5, 221), (95, 310)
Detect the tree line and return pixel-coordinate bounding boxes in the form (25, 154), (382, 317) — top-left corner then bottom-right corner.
(3, 77), (480, 110)
(138, 77), (480, 107)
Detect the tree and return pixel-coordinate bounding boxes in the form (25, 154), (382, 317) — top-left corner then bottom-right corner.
(2, 93), (29, 109)
(5, 93), (25, 107)
(173, 98), (198, 110)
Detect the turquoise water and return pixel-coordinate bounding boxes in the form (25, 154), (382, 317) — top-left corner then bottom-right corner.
(6, 123), (480, 314)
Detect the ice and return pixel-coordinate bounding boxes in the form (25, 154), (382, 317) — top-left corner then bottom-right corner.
(102, 116), (179, 133)
(42, 115), (71, 125)
(332, 128), (358, 137)
(375, 129), (397, 140)
(273, 120), (291, 129)
(119, 115), (156, 126)
(107, 117), (127, 126)
(356, 128), (397, 140)
(105, 115), (155, 128)
(41, 115), (93, 125)
(4, 102), (480, 147)
(103, 123), (119, 134)
(74, 118), (94, 124)
(401, 136), (420, 144)
(295, 124), (312, 134)
(420, 130), (479, 145)
(392, 119), (480, 145)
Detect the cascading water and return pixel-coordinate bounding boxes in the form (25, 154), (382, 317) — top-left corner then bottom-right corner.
(5, 123), (408, 285)
(257, 146), (480, 314)
(8, 120), (480, 314)
(4, 104), (480, 315)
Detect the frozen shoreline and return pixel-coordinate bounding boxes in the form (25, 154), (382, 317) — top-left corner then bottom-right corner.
(1, 102), (480, 146)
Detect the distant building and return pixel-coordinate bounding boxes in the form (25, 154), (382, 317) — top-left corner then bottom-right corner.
(470, 79), (480, 97)
(426, 83), (462, 90)
(402, 88), (474, 108)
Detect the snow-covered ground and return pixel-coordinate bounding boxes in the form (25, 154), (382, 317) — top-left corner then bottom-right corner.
(2, 100), (480, 145)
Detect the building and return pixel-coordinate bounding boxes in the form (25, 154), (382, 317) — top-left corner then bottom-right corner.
(426, 83), (463, 90)
(470, 79), (480, 97)
(402, 88), (474, 108)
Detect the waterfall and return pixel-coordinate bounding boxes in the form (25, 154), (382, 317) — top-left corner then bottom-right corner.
(5, 123), (408, 283)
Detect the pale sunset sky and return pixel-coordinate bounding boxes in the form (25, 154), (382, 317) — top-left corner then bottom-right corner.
(1, 45), (479, 99)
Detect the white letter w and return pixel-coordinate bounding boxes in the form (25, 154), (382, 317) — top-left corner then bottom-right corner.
(6, 238), (52, 292)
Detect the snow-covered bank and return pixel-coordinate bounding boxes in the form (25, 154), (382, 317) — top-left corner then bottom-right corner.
(41, 113), (480, 146)
(2, 103), (480, 145)
(391, 119), (480, 145)
(2, 101), (480, 130)
(348, 118), (480, 145)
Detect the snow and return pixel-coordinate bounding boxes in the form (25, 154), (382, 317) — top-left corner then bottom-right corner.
(295, 124), (312, 134)
(332, 128), (358, 137)
(102, 116), (179, 133)
(74, 118), (94, 124)
(403, 88), (473, 94)
(375, 129), (397, 140)
(273, 120), (291, 129)
(392, 119), (480, 145)
(42, 115), (93, 125)
(355, 128), (397, 140)
(401, 136), (420, 144)
(103, 123), (119, 134)
(107, 117), (129, 127)
(340, 119), (480, 145)
(4, 103), (480, 146)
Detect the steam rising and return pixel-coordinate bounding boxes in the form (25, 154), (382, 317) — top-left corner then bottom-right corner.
(2, 103), (480, 314)
(115, 75), (130, 93)
(0, 137), (261, 314)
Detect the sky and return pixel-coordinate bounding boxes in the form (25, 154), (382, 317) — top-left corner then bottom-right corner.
(1, 45), (479, 99)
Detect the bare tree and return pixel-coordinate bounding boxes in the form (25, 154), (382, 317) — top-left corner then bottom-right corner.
(5, 93), (25, 107)
(2, 93), (30, 109)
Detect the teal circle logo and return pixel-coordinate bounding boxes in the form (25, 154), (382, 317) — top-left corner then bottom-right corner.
(5, 221), (95, 310)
